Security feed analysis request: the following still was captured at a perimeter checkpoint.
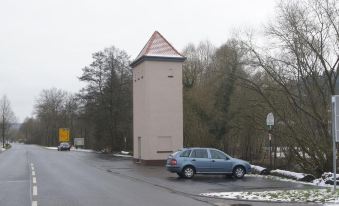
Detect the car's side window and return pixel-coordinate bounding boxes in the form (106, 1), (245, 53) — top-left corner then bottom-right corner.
(210, 150), (227, 159)
(180, 150), (191, 157)
(190, 149), (208, 158)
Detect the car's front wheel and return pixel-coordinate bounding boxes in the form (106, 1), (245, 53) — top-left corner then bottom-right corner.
(233, 166), (245, 179)
(182, 166), (195, 179)
(225, 174), (233, 178)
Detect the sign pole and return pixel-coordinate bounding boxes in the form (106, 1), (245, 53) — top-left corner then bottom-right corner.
(266, 113), (274, 170)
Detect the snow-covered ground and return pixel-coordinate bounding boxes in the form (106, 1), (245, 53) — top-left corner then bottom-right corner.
(251, 165), (268, 175)
(73, 148), (95, 153)
(271, 169), (305, 180)
(113, 153), (132, 158)
(46, 147), (58, 150)
(200, 171), (339, 203)
(201, 189), (339, 203)
(251, 165), (314, 181)
(247, 174), (322, 187)
(248, 173), (333, 188)
(269, 169), (316, 182)
(250, 165), (337, 186)
(0, 147), (6, 152)
(45, 146), (133, 156)
(313, 173), (339, 187)
(45, 146), (95, 153)
(113, 151), (132, 157)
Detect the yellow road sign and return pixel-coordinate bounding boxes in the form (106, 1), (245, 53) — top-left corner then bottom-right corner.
(59, 128), (70, 142)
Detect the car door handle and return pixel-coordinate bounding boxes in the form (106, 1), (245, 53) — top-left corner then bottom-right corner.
(211, 160), (215, 162)
(191, 159), (196, 161)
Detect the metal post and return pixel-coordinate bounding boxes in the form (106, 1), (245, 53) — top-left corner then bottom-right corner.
(269, 132), (272, 169)
(332, 100), (337, 192)
(266, 113), (274, 170)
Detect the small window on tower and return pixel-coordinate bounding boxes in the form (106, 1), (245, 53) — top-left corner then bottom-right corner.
(168, 68), (174, 78)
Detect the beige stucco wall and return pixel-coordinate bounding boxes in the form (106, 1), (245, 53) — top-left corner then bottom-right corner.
(133, 60), (183, 160)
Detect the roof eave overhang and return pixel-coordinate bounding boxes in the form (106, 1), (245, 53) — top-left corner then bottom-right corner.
(130, 55), (186, 68)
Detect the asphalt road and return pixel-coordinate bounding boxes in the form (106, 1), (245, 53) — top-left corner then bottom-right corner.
(0, 144), (321, 206)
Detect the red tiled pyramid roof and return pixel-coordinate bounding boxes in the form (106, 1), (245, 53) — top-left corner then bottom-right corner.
(131, 31), (185, 67)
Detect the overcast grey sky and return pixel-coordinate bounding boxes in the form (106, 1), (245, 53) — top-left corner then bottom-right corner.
(0, 0), (276, 122)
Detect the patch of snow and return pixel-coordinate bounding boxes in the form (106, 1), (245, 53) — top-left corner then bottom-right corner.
(201, 189), (338, 203)
(45, 147), (58, 150)
(313, 172), (339, 187)
(72, 148), (95, 153)
(251, 165), (266, 171)
(113, 153), (132, 158)
(251, 165), (268, 175)
(247, 174), (330, 188)
(271, 169), (305, 180)
(45, 146), (95, 153)
(251, 166), (337, 187)
(269, 169), (315, 182)
(121, 151), (130, 155)
(0, 148), (6, 152)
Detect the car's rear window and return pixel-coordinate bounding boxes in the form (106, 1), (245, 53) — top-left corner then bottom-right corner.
(180, 150), (191, 157)
(170, 150), (181, 157)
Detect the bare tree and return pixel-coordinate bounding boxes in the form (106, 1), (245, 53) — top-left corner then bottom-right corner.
(31, 88), (80, 146)
(239, 0), (339, 175)
(0, 95), (16, 148)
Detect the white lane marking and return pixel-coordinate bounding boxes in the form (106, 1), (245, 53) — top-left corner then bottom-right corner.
(33, 185), (38, 196)
(30, 163), (38, 206)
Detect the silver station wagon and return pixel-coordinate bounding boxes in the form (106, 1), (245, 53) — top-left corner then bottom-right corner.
(166, 148), (251, 179)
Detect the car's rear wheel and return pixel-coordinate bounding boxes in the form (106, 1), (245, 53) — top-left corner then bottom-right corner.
(233, 166), (245, 179)
(176, 172), (184, 178)
(182, 166), (195, 179)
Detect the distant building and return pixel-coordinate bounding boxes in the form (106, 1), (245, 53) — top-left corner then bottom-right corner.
(130, 31), (185, 165)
